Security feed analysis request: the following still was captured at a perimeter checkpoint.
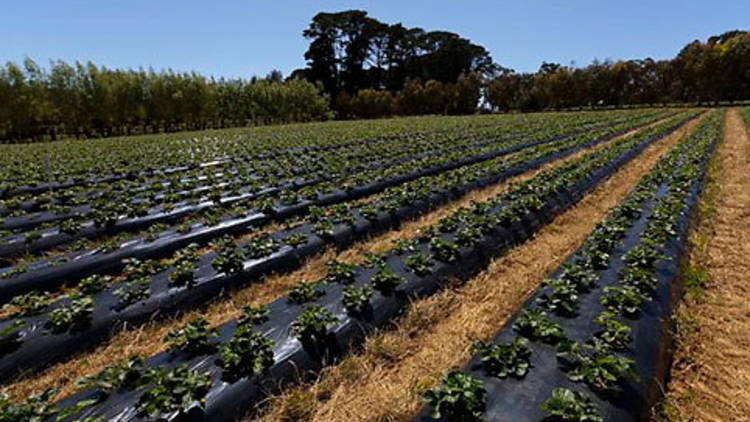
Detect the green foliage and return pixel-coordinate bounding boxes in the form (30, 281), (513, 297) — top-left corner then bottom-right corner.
(558, 342), (639, 393)
(218, 325), (275, 381)
(422, 371), (487, 422)
(288, 281), (325, 304)
(238, 305), (270, 326)
(168, 260), (196, 288)
(0, 388), (58, 422)
(405, 253), (432, 276)
(371, 266), (405, 294)
(47, 295), (95, 332)
(342, 285), (373, 315)
(291, 306), (337, 342)
(76, 356), (144, 395)
(324, 260), (357, 284)
(78, 274), (112, 295)
(114, 276), (150, 306)
(6, 291), (50, 317)
(0, 320), (25, 350)
(540, 388), (602, 422)
(512, 308), (566, 344)
(537, 278), (580, 315)
(212, 242), (245, 274)
(429, 237), (460, 262)
(600, 286), (643, 316)
(136, 366), (211, 419)
(473, 337), (531, 378)
(164, 317), (217, 354)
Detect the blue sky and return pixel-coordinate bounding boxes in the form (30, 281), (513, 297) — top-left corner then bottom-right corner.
(2, 0), (748, 79)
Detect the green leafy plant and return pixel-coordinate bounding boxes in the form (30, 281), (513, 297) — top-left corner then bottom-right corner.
(429, 237), (460, 262)
(218, 324), (274, 382)
(0, 320), (25, 352)
(6, 291), (50, 317)
(342, 285), (373, 315)
(512, 308), (566, 344)
(558, 342), (638, 393)
(600, 286), (643, 316)
(288, 281), (325, 304)
(76, 356), (144, 396)
(473, 337), (531, 378)
(164, 317), (217, 354)
(537, 278), (580, 315)
(245, 235), (280, 259)
(238, 304), (270, 326)
(291, 305), (337, 343)
(325, 260), (357, 284)
(212, 242), (246, 275)
(371, 266), (405, 294)
(405, 253), (432, 276)
(392, 238), (418, 255)
(114, 276), (150, 306)
(136, 366), (211, 419)
(0, 388), (58, 422)
(169, 260), (196, 288)
(592, 312), (632, 350)
(422, 371), (487, 422)
(284, 233), (308, 248)
(540, 388), (602, 422)
(558, 263), (597, 292)
(47, 295), (95, 332)
(78, 274), (112, 295)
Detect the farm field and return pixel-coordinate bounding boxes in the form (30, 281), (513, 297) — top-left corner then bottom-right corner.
(0, 107), (747, 422)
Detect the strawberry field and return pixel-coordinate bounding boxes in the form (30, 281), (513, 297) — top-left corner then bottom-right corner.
(0, 108), (739, 422)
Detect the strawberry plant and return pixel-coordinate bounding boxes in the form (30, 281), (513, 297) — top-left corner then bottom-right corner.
(78, 274), (112, 295)
(291, 305), (337, 343)
(6, 291), (50, 317)
(473, 337), (531, 378)
(512, 308), (566, 344)
(324, 260), (357, 284)
(422, 371), (487, 422)
(284, 233), (308, 248)
(540, 388), (602, 422)
(592, 312), (632, 350)
(429, 237), (460, 262)
(371, 266), (405, 294)
(164, 317), (217, 354)
(288, 281), (325, 304)
(538, 278), (580, 315)
(392, 238), (418, 255)
(558, 342), (638, 393)
(342, 285), (373, 315)
(114, 276), (150, 306)
(245, 235), (280, 259)
(405, 253), (432, 276)
(218, 324), (274, 382)
(169, 259), (196, 288)
(47, 295), (95, 333)
(600, 286), (643, 316)
(136, 366), (211, 419)
(212, 243), (245, 274)
(0, 320), (24, 352)
(0, 388), (58, 422)
(238, 304), (270, 326)
(76, 356), (144, 395)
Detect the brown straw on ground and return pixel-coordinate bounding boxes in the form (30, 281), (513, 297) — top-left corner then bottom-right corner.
(660, 109), (750, 422)
(247, 114), (703, 422)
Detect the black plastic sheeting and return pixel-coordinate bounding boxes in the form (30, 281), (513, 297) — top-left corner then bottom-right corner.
(0, 122), (644, 302)
(49, 118), (677, 422)
(0, 120), (664, 383)
(415, 134), (715, 422)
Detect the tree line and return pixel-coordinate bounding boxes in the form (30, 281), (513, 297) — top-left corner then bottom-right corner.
(2, 8), (749, 142)
(485, 30), (750, 112)
(0, 61), (331, 142)
(293, 13), (749, 118)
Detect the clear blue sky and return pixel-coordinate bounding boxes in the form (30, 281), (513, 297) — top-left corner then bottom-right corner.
(2, 0), (748, 78)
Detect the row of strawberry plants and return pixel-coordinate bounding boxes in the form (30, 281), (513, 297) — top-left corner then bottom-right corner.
(2, 114), (527, 197)
(8, 110), (690, 421)
(0, 113), (693, 382)
(0, 112), (670, 300)
(0, 119), (551, 226)
(0, 112), (636, 258)
(2, 111), (624, 200)
(418, 111), (719, 422)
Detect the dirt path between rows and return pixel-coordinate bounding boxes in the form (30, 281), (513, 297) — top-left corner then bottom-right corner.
(247, 116), (704, 422)
(2, 115), (681, 403)
(661, 109), (750, 422)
